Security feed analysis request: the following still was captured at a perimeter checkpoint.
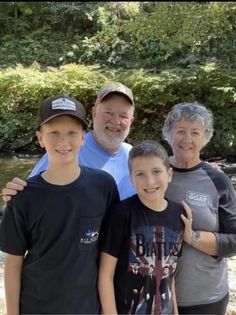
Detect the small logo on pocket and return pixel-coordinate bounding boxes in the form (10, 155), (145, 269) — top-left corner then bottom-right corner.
(80, 229), (99, 244)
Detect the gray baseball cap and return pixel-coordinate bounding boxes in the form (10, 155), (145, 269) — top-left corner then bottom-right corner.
(95, 82), (134, 106)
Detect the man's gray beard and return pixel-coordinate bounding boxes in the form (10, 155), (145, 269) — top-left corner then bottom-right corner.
(99, 134), (127, 149)
(93, 129), (130, 150)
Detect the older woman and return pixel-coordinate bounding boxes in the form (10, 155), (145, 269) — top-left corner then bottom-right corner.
(162, 102), (236, 315)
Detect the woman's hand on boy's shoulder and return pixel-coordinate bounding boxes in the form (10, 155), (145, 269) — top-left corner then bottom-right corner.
(180, 201), (193, 244)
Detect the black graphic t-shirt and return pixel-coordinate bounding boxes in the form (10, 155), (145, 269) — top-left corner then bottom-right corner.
(100, 195), (184, 315)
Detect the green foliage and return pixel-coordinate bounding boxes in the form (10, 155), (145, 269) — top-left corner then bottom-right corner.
(123, 2), (236, 68)
(0, 2), (234, 158)
(0, 2), (235, 69)
(0, 63), (235, 157)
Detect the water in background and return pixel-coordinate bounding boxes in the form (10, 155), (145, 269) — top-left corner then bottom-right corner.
(0, 154), (39, 210)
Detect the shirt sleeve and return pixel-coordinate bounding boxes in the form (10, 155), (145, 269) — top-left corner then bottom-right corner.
(99, 205), (129, 258)
(107, 177), (120, 209)
(214, 174), (236, 257)
(0, 200), (29, 255)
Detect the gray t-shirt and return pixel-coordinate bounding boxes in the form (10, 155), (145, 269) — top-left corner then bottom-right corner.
(166, 162), (236, 306)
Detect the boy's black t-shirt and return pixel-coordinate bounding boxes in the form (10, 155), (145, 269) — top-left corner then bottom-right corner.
(0, 166), (119, 314)
(100, 194), (184, 315)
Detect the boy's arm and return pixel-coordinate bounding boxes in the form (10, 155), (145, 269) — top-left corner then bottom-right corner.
(4, 254), (24, 315)
(98, 252), (118, 315)
(171, 277), (178, 315)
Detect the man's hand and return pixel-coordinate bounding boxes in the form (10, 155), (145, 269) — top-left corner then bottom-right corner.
(1, 177), (27, 202)
(206, 161), (223, 173)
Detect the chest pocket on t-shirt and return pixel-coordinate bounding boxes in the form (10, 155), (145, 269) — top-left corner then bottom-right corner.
(78, 216), (103, 251)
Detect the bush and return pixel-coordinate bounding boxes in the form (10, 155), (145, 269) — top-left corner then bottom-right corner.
(0, 63), (235, 157)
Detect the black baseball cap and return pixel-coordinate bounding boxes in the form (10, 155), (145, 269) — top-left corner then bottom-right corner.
(37, 94), (88, 129)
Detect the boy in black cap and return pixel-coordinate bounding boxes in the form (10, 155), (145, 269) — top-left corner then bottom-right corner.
(0, 94), (119, 314)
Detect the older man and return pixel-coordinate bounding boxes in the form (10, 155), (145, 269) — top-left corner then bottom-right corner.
(2, 82), (136, 201)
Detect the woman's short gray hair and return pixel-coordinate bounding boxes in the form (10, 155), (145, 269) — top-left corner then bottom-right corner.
(162, 102), (214, 145)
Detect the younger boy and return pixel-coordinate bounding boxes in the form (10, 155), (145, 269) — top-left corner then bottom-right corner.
(0, 94), (119, 314)
(98, 140), (192, 315)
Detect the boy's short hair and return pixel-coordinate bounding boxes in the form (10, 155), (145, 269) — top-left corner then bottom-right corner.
(37, 94), (88, 130)
(128, 140), (170, 172)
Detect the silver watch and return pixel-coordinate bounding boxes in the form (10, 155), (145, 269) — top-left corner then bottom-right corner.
(190, 230), (200, 246)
